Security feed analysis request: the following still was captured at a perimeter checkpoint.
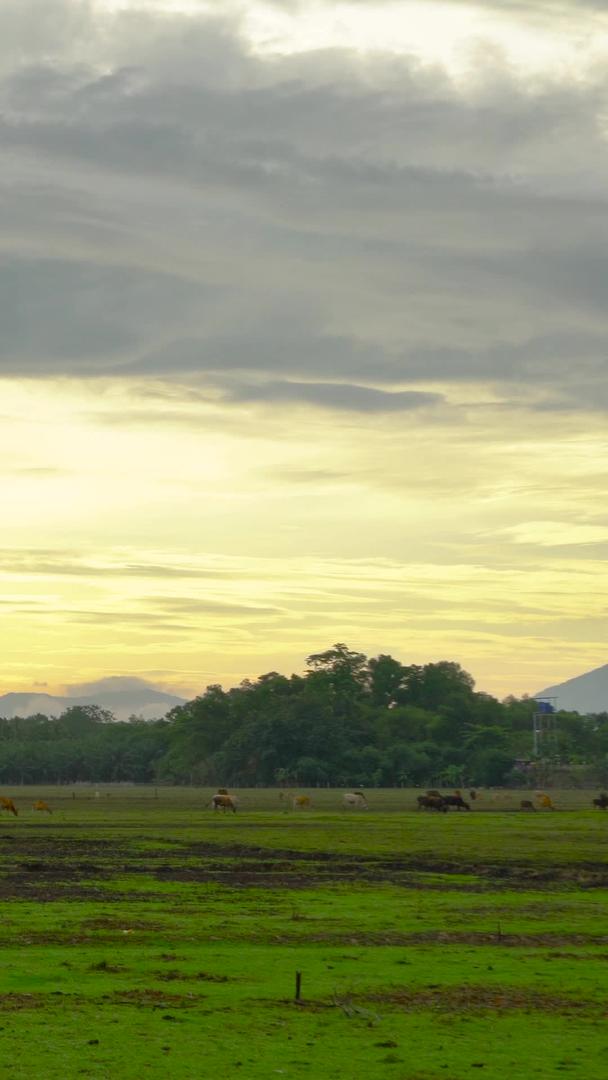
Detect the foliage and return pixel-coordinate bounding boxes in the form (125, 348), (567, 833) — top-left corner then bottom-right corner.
(0, 645), (605, 785)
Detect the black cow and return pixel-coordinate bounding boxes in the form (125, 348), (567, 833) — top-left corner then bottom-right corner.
(442, 795), (470, 811)
(417, 795), (448, 813)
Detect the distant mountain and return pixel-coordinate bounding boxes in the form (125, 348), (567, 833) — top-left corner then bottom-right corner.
(0, 678), (187, 721)
(536, 664), (608, 715)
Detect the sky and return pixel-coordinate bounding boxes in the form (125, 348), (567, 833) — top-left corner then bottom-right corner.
(1, 0), (607, 702)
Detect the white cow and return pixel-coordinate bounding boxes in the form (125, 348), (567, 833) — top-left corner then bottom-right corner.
(342, 791), (369, 810)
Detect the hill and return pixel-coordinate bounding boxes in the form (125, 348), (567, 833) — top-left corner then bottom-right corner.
(536, 664), (608, 715)
(0, 677), (186, 721)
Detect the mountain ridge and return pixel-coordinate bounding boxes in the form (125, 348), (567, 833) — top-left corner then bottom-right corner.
(536, 663), (608, 715)
(0, 686), (187, 722)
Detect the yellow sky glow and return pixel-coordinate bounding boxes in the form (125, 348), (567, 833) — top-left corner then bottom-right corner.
(1, 379), (606, 700)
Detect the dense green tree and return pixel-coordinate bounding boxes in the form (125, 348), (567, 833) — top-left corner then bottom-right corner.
(58, 705), (114, 737)
(470, 749), (515, 786)
(0, 645), (601, 786)
(368, 654), (407, 707)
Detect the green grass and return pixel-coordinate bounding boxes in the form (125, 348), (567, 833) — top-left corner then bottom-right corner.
(0, 785), (607, 1078)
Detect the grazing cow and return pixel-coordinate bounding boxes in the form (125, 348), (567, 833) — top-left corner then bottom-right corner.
(417, 794), (448, 812)
(32, 800), (52, 814)
(0, 797), (18, 816)
(593, 793), (608, 810)
(292, 795), (311, 810)
(520, 799), (535, 811)
(442, 794), (471, 811)
(343, 791), (369, 810)
(536, 792), (554, 810)
(211, 794), (237, 813)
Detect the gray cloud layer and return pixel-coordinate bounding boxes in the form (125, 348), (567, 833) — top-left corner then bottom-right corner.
(0, 0), (607, 411)
(222, 380), (442, 411)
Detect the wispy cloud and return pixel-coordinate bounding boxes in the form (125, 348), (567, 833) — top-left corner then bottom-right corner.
(221, 380), (443, 412)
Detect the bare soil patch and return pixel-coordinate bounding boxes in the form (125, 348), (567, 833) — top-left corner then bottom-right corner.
(247, 929), (608, 947)
(0, 878), (154, 902)
(2, 836), (608, 900)
(153, 969), (232, 983)
(177, 842), (608, 889)
(105, 989), (202, 1008)
(343, 984), (600, 1014)
(0, 989), (204, 1013)
(80, 917), (168, 930)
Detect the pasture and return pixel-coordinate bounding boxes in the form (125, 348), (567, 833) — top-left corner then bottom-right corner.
(0, 786), (607, 1080)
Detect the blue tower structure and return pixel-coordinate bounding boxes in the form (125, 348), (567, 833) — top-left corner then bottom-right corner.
(532, 696), (557, 757)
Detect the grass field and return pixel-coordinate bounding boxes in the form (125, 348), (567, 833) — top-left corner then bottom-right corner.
(0, 785), (607, 1079)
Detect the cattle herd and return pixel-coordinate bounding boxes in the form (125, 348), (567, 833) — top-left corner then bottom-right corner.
(0, 798), (52, 816)
(417, 791), (472, 812)
(0, 790), (607, 814)
(211, 790), (369, 812)
(207, 788), (608, 813)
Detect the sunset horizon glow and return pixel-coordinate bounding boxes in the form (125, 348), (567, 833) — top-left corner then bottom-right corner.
(1, 0), (606, 703)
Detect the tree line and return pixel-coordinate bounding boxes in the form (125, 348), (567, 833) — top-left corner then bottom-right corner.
(1, 645), (606, 787)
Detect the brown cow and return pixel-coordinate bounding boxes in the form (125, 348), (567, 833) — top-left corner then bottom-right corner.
(211, 794), (237, 813)
(0, 797), (18, 816)
(32, 800), (52, 814)
(520, 799), (535, 811)
(292, 795), (311, 810)
(593, 793), (608, 810)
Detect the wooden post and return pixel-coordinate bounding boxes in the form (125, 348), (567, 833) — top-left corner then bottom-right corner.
(295, 971), (302, 1001)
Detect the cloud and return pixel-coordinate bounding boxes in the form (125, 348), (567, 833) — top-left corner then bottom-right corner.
(499, 521), (608, 547)
(145, 596), (283, 616)
(65, 674), (167, 697)
(2, 466), (68, 476)
(0, 550), (248, 579)
(270, 467), (348, 483)
(221, 379), (443, 411)
(64, 610), (196, 631)
(0, 257), (211, 372)
(0, 0), (605, 413)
